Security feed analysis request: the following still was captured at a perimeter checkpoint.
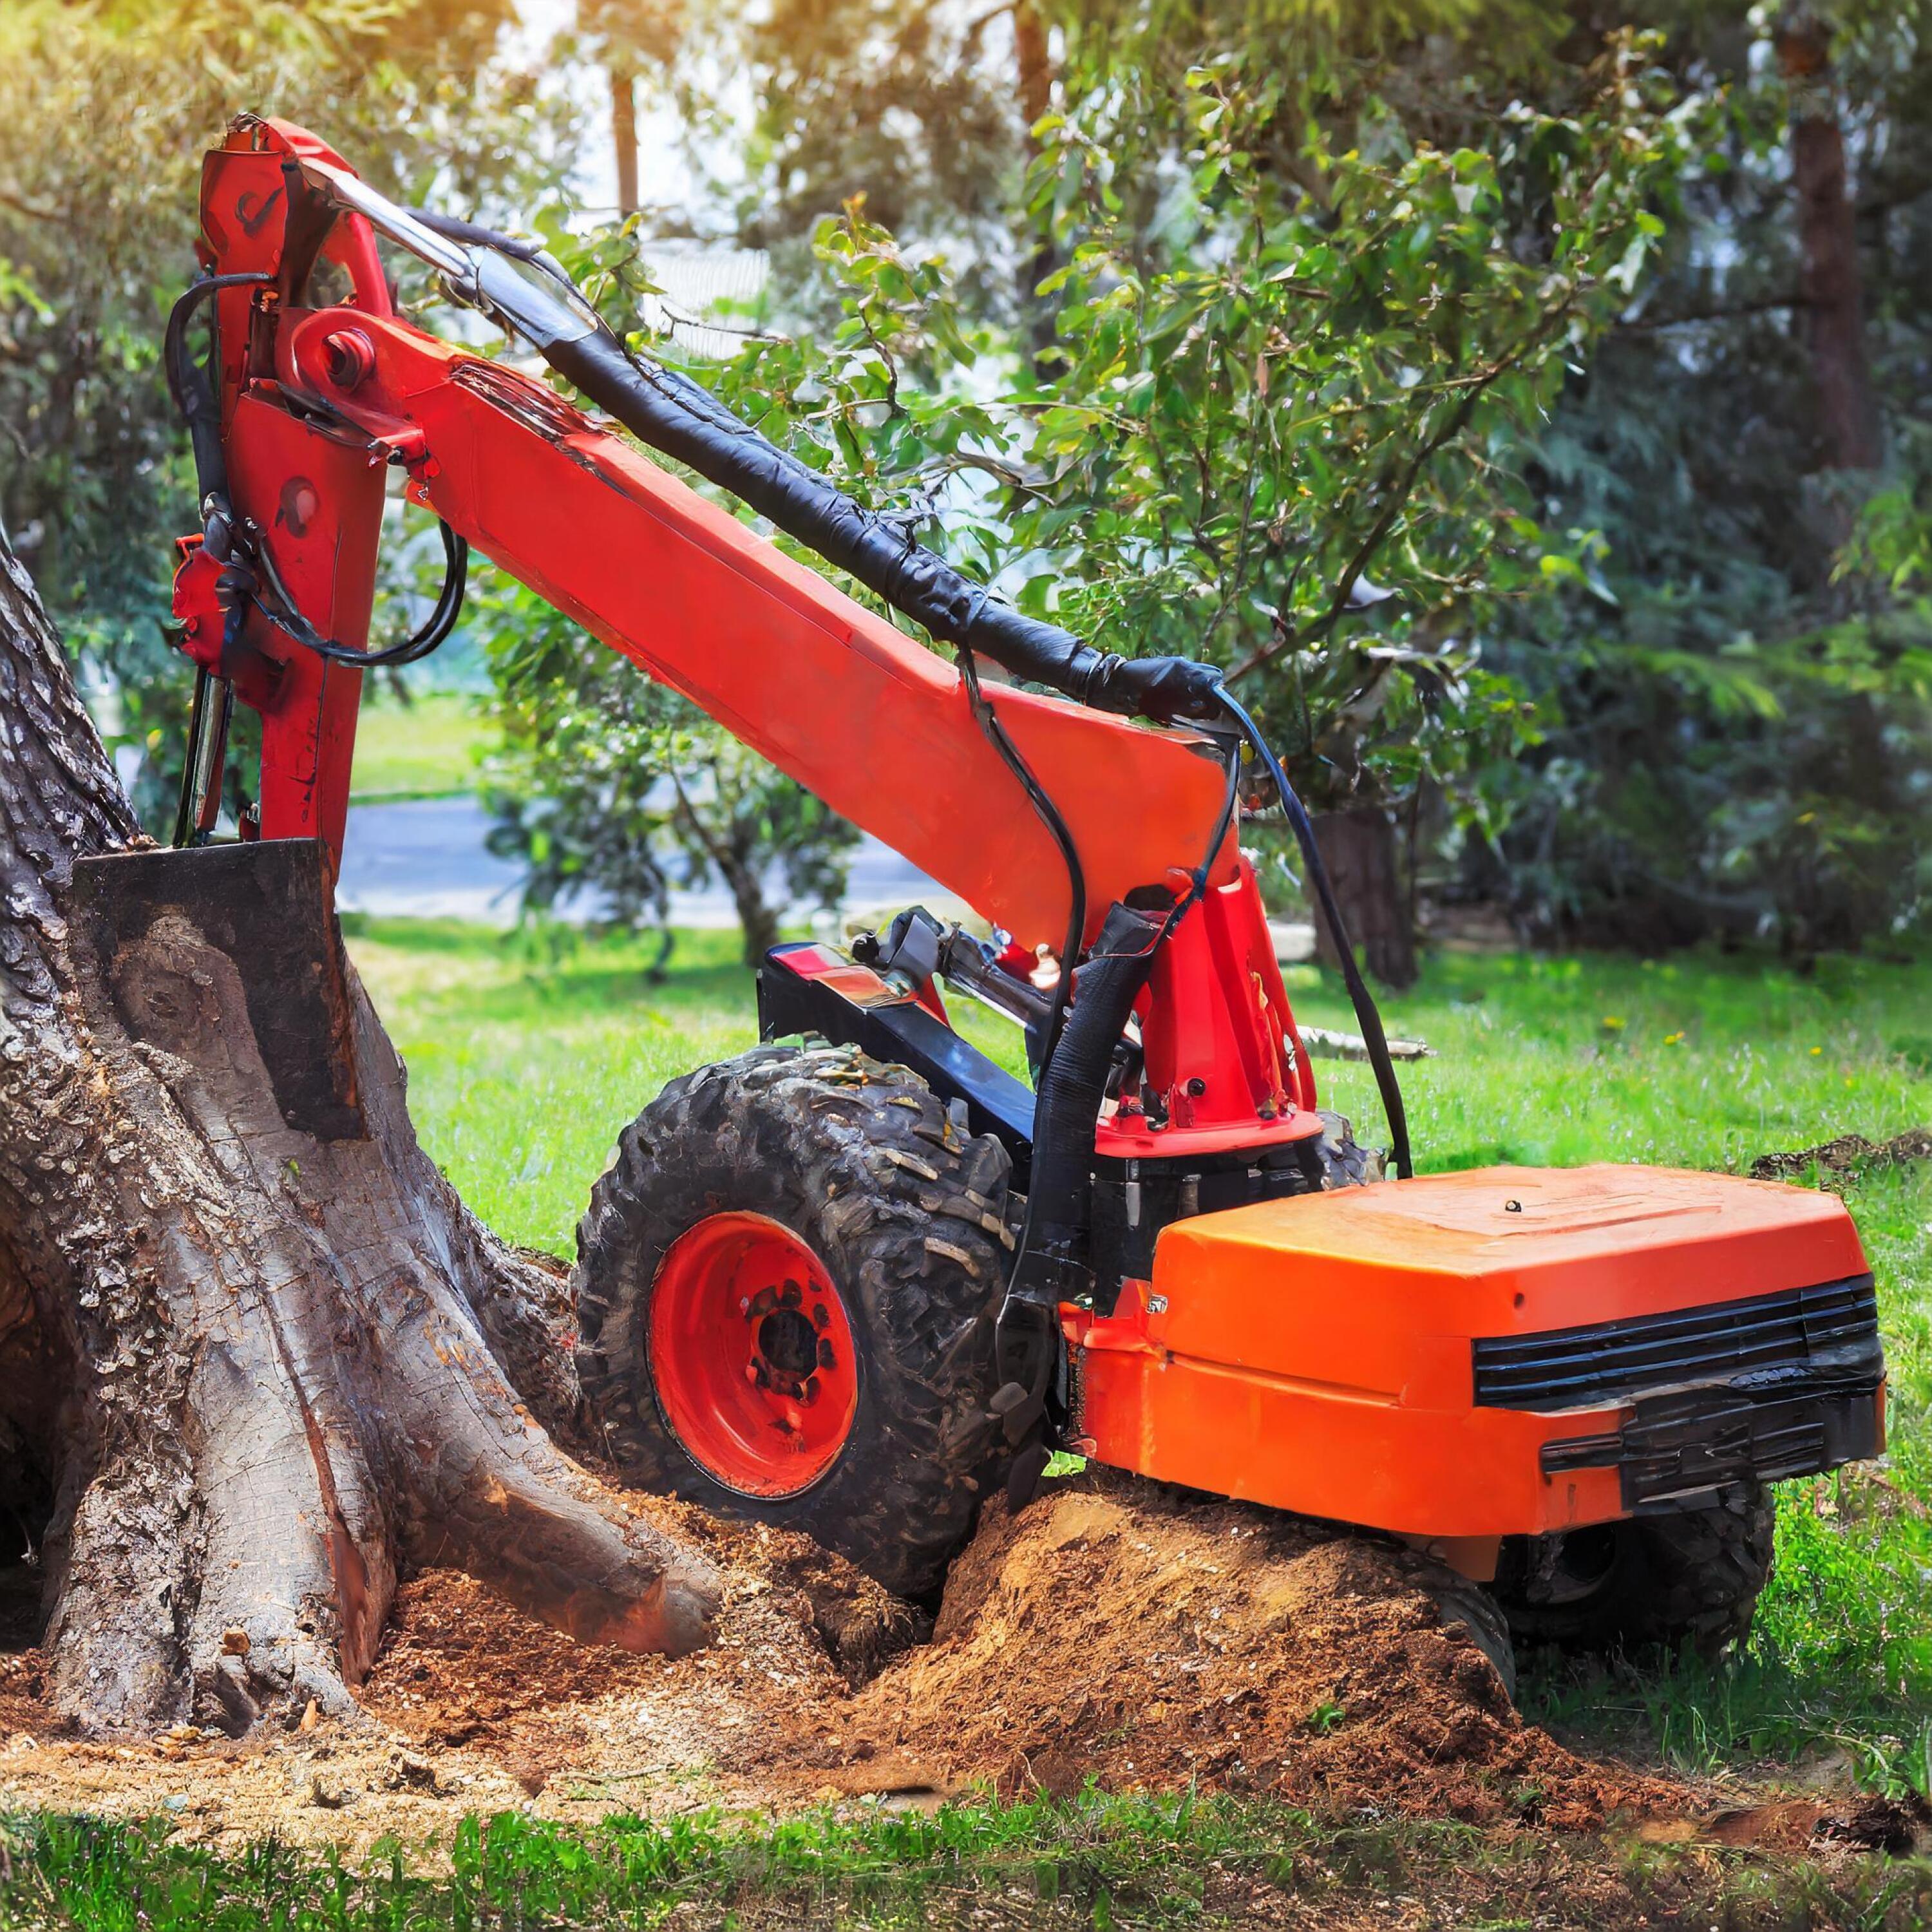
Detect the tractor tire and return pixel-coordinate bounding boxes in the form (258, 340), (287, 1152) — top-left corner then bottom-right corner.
(1314, 1109), (1385, 1188)
(573, 1043), (1016, 1600)
(1492, 1485), (1776, 1657)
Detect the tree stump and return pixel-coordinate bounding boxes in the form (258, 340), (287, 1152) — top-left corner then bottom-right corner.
(0, 537), (719, 1736)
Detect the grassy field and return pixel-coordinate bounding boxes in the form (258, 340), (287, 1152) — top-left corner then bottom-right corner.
(3, 923), (1927, 1927)
(345, 918), (1932, 1794)
(9, 1789), (1931, 1931)
(348, 692), (493, 802)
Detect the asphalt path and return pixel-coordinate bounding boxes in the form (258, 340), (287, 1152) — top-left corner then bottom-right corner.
(336, 795), (967, 929)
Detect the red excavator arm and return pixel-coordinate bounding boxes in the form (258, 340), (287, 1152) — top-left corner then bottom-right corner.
(148, 117), (1887, 1633)
(168, 115), (1325, 1170)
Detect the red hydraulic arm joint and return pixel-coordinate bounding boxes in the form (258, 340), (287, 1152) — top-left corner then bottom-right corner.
(173, 116), (1324, 1158)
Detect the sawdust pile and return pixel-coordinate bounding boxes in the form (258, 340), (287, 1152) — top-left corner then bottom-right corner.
(0, 1651), (50, 1739)
(775, 1473), (1673, 1828)
(356, 1500), (918, 1796)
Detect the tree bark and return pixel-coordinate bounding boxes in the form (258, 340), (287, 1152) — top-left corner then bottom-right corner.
(611, 61), (640, 218)
(1311, 804), (1417, 991)
(722, 850), (781, 968)
(1012, 0), (1060, 357)
(1779, 12), (1882, 473)
(0, 540), (719, 1736)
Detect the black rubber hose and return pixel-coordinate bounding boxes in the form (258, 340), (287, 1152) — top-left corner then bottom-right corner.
(1215, 688), (1413, 1180)
(163, 272), (271, 507)
(1005, 899), (1167, 1307)
(250, 518), (470, 668)
(959, 650), (1084, 1070)
(537, 326), (1226, 726)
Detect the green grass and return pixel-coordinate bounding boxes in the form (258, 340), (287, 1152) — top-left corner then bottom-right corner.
(344, 920), (1932, 1791)
(7, 1791), (1929, 1930)
(348, 692), (493, 802)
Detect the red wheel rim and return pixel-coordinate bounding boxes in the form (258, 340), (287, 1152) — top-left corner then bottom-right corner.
(647, 1211), (859, 1498)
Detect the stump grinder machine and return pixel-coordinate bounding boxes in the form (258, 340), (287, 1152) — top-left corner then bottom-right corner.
(106, 116), (1888, 1670)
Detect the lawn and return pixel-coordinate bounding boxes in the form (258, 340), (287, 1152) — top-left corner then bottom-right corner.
(348, 691), (494, 802)
(5, 923), (1928, 1929)
(345, 918), (1932, 1793)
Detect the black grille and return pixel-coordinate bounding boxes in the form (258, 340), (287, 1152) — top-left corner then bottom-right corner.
(1473, 1274), (1881, 1412)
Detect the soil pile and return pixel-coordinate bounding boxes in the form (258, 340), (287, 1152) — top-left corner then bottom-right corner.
(780, 1473), (1672, 1828)
(0, 1651), (50, 1738)
(0, 1473), (1721, 1846)
(358, 1502), (914, 1795)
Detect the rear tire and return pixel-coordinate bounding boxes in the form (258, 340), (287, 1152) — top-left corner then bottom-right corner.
(1492, 1485), (1776, 1656)
(574, 1043), (1016, 1599)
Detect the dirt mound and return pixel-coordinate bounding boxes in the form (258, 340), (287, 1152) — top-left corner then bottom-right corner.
(0, 1651), (52, 1738)
(777, 1473), (1674, 1828)
(357, 1501), (914, 1795)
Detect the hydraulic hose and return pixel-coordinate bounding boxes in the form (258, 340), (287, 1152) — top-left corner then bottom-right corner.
(163, 272), (272, 507)
(1004, 898), (1168, 1309)
(1213, 688), (1414, 1180)
(536, 326), (1226, 727)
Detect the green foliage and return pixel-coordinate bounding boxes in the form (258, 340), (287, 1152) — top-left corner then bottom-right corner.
(0, 0), (564, 828)
(477, 570), (859, 963)
(1471, 3), (1932, 953)
(1007, 32), (1694, 822)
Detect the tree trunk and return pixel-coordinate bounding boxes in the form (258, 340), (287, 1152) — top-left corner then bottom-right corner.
(1779, 12), (1882, 474)
(1012, 0), (1060, 357)
(0, 540), (719, 1736)
(1311, 804), (1417, 990)
(611, 61), (640, 218)
(721, 851), (781, 969)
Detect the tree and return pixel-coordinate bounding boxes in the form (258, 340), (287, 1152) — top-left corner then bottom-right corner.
(1475, 0), (1932, 955)
(479, 574), (860, 966)
(559, 30), (1686, 987)
(0, 538), (717, 1734)
(0, 0), (565, 832)
(1777, 6), (1882, 478)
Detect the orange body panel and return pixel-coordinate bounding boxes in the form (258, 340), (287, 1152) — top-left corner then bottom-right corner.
(1066, 1166), (1874, 1538)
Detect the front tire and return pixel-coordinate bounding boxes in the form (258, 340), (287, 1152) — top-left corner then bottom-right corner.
(574, 1044), (1016, 1599)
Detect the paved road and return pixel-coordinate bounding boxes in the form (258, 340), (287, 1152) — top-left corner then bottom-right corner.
(336, 795), (968, 928)
(336, 796), (1318, 963)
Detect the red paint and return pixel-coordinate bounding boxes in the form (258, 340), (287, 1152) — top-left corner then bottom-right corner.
(648, 1212), (859, 1497)
(180, 116), (1321, 1157)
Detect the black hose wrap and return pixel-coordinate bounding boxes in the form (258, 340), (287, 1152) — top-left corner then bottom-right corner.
(1005, 899), (1167, 1307)
(539, 328), (1225, 726)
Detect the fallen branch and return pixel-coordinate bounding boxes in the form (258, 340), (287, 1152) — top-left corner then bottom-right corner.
(1300, 1025), (1434, 1064)
(1750, 1128), (1932, 1190)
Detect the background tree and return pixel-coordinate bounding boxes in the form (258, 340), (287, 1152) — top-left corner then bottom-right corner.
(619, 0), (1928, 963)
(0, 0), (567, 829)
(500, 24), (1689, 986)
(1477, 0), (1932, 954)
(479, 573), (860, 966)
